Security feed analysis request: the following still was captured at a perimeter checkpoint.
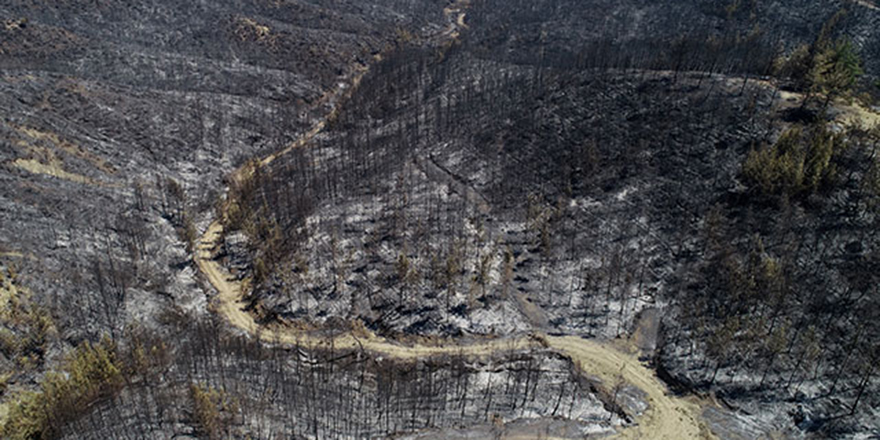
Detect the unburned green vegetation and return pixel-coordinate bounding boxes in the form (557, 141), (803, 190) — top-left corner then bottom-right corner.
(222, 161), (292, 287)
(0, 338), (122, 440)
(190, 382), (238, 440)
(743, 124), (847, 197)
(0, 327), (169, 440)
(774, 9), (865, 108)
(0, 266), (55, 372)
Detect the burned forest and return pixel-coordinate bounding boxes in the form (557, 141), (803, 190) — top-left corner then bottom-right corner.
(2, 0), (880, 439)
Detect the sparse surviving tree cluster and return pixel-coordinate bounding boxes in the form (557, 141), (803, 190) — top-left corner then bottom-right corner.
(668, 121), (880, 431)
(743, 123), (847, 197)
(774, 9), (865, 108)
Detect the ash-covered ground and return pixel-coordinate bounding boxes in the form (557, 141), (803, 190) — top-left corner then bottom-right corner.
(228, 0), (880, 437)
(51, 319), (623, 440)
(2, 0), (880, 438)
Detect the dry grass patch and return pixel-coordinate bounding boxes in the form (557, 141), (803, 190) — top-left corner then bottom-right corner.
(15, 126), (115, 174)
(234, 17), (277, 47)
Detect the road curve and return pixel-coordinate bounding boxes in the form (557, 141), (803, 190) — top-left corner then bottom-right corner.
(193, 2), (716, 438)
(196, 220), (714, 440)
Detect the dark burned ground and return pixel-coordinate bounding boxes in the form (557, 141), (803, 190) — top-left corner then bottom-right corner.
(247, 56), (779, 340)
(233, 1), (880, 436)
(0, 0), (447, 337)
(53, 319), (620, 440)
(2, 0), (880, 438)
(0, 0), (454, 436)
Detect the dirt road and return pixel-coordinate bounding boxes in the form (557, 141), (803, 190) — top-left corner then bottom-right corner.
(193, 2), (717, 438)
(197, 219), (715, 439)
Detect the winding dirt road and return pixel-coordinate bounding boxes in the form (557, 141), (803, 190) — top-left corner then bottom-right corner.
(197, 223), (713, 439)
(194, 3), (716, 438)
